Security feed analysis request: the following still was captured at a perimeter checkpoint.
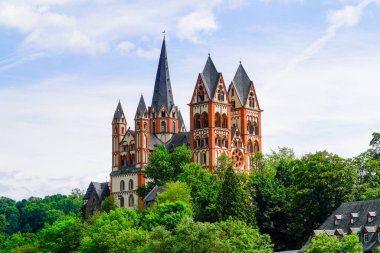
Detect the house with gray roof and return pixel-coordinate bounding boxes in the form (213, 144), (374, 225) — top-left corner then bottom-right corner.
(83, 181), (110, 219)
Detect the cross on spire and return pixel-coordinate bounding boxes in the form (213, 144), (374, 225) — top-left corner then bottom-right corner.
(162, 30), (166, 39)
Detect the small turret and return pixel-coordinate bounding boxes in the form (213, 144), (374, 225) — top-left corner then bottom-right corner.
(112, 101), (127, 169)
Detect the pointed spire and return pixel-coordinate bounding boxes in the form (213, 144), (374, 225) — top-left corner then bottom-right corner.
(136, 94), (147, 117)
(113, 101), (125, 122)
(232, 63), (252, 105)
(201, 55), (220, 97)
(151, 38), (175, 112)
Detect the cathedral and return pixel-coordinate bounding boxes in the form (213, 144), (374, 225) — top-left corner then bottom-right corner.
(110, 38), (262, 209)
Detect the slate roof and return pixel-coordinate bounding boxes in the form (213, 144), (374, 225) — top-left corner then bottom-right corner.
(150, 133), (164, 150)
(165, 132), (190, 152)
(200, 55), (220, 98)
(232, 63), (252, 105)
(110, 167), (142, 176)
(84, 182), (110, 201)
(136, 95), (147, 117)
(144, 185), (167, 203)
(177, 109), (185, 131)
(113, 101), (124, 121)
(300, 199), (380, 253)
(151, 38), (175, 112)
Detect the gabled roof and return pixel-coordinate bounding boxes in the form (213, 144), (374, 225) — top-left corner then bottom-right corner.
(150, 133), (164, 150)
(200, 55), (220, 98)
(136, 95), (147, 117)
(165, 132), (190, 152)
(84, 182), (110, 201)
(113, 101), (124, 121)
(177, 109), (185, 131)
(151, 38), (175, 111)
(232, 63), (253, 106)
(144, 185), (167, 203)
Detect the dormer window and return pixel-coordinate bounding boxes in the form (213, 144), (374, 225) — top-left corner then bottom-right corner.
(248, 92), (255, 108)
(350, 213), (358, 224)
(161, 110), (166, 117)
(364, 233), (369, 243)
(368, 212), (376, 223)
(334, 215), (342, 225)
(231, 100), (236, 109)
(231, 88), (234, 96)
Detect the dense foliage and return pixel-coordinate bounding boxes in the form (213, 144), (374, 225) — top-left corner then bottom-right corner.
(1, 132), (379, 252)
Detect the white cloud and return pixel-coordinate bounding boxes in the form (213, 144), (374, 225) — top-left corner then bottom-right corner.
(116, 41), (136, 54)
(286, 0), (378, 71)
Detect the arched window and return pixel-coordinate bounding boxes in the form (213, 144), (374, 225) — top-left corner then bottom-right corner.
(215, 113), (221, 127)
(172, 121), (176, 133)
(161, 110), (166, 117)
(129, 179), (133, 190)
(231, 88), (234, 96)
(161, 121), (166, 132)
(121, 127), (124, 135)
(217, 86), (224, 101)
(172, 112), (176, 118)
(248, 140), (253, 153)
(194, 114), (201, 129)
(129, 195), (134, 207)
(197, 86), (205, 102)
(144, 122), (147, 130)
(254, 142), (259, 153)
(144, 135), (147, 148)
(247, 121), (253, 134)
(136, 122), (140, 130)
(120, 196), (124, 207)
(254, 122), (259, 135)
(120, 180), (125, 191)
(137, 133), (140, 147)
(152, 121), (156, 133)
(249, 92), (255, 108)
(131, 154), (135, 164)
(201, 112), (208, 128)
(231, 100), (236, 109)
(222, 114), (227, 128)
(114, 127), (117, 134)
(203, 153), (207, 164)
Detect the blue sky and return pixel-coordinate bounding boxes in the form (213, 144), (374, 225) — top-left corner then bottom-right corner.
(0, 0), (380, 199)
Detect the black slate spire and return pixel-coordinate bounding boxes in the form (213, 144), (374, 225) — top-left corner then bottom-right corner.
(113, 101), (124, 121)
(151, 38), (174, 112)
(232, 63), (252, 105)
(201, 55), (220, 97)
(136, 94), (147, 117)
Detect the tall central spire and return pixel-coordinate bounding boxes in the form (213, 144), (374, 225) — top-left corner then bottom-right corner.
(151, 38), (175, 112)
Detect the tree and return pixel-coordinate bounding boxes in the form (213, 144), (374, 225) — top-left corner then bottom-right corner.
(249, 148), (296, 251)
(143, 201), (192, 231)
(218, 165), (255, 225)
(101, 195), (117, 213)
(370, 132), (380, 159)
(145, 145), (192, 186)
(142, 226), (174, 253)
(179, 163), (220, 222)
(70, 188), (85, 198)
(291, 151), (357, 248)
(305, 232), (362, 253)
(217, 219), (273, 253)
(38, 214), (83, 253)
(156, 182), (192, 208)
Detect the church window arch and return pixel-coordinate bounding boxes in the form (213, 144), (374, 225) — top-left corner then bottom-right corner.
(152, 121), (156, 133)
(172, 121), (176, 133)
(254, 141), (259, 153)
(203, 153), (207, 165)
(172, 112), (176, 118)
(137, 133), (140, 147)
(161, 121), (166, 132)
(120, 180), (125, 191)
(114, 127), (117, 134)
(161, 110), (166, 117)
(215, 112), (221, 127)
(121, 127), (124, 135)
(129, 195), (134, 206)
(247, 120), (254, 135)
(137, 122), (140, 130)
(217, 86), (224, 101)
(143, 135), (147, 148)
(249, 92), (255, 108)
(197, 86), (205, 102)
(222, 114), (228, 128)
(231, 100), (236, 109)
(254, 121), (259, 135)
(201, 112), (208, 128)
(194, 114), (201, 129)
(248, 140), (254, 153)
(120, 196), (124, 207)
(129, 179), (133, 190)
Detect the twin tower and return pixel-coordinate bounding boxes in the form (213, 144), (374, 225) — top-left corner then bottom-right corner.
(110, 38), (262, 209)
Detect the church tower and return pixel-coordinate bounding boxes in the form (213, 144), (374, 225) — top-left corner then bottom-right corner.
(134, 95), (150, 168)
(189, 55), (231, 170)
(228, 62), (262, 172)
(112, 102), (127, 170)
(148, 38), (181, 143)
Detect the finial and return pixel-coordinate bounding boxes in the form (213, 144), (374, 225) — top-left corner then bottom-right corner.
(239, 57), (242, 64)
(208, 49), (210, 57)
(162, 30), (166, 40)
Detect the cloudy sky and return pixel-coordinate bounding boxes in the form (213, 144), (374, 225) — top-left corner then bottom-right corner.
(0, 0), (379, 199)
